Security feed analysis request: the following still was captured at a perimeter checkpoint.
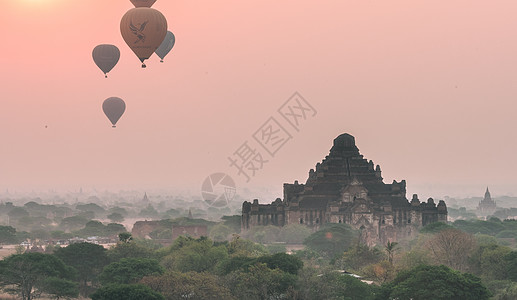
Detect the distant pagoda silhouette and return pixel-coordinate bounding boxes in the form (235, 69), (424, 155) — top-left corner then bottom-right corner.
(477, 187), (497, 216)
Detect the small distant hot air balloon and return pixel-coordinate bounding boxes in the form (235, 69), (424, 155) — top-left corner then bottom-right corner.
(155, 31), (175, 63)
(130, 0), (157, 8)
(120, 8), (167, 68)
(92, 45), (120, 78)
(102, 97), (126, 128)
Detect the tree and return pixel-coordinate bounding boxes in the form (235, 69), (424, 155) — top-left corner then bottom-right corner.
(90, 284), (164, 300)
(340, 243), (383, 271)
(304, 224), (357, 259)
(224, 263), (297, 300)
(257, 252), (303, 275)
(227, 234), (268, 257)
(40, 277), (79, 300)
(119, 232), (133, 243)
(298, 269), (376, 300)
(278, 224), (313, 244)
(8, 207), (30, 219)
(107, 212), (124, 223)
(385, 241), (398, 265)
(107, 240), (155, 262)
(161, 237), (228, 273)
(0, 253), (76, 300)
(0, 225), (17, 244)
(470, 243), (511, 280)
(105, 223), (126, 236)
(99, 258), (164, 285)
(505, 251), (517, 281)
(54, 242), (109, 296)
(60, 216), (89, 232)
(426, 228), (476, 271)
(141, 271), (235, 300)
(377, 265), (491, 300)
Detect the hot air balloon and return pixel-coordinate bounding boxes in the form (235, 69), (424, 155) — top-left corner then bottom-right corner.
(92, 45), (120, 78)
(130, 0), (157, 8)
(120, 8), (167, 68)
(155, 31), (175, 63)
(103, 97), (126, 128)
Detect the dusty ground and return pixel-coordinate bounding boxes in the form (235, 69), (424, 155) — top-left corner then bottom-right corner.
(0, 245), (18, 259)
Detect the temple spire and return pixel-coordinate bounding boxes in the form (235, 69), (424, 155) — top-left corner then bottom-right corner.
(484, 187), (491, 200)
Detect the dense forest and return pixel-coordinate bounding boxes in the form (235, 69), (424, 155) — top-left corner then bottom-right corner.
(1, 195), (517, 299)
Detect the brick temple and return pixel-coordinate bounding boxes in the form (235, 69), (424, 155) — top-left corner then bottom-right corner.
(241, 133), (447, 246)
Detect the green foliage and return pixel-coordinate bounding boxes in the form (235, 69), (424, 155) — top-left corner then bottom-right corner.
(340, 243), (383, 271)
(278, 224), (313, 244)
(265, 243), (287, 254)
(378, 265), (491, 300)
(257, 252), (303, 275)
(0, 253), (75, 300)
(60, 215), (89, 232)
(99, 258), (164, 285)
(107, 241), (155, 262)
(0, 225), (17, 244)
(304, 223), (357, 259)
(453, 219), (506, 236)
(91, 284), (164, 300)
(141, 271), (235, 300)
(118, 232), (133, 243)
(41, 276), (79, 300)
(221, 215), (242, 234)
(217, 253), (303, 276)
(107, 212), (124, 223)
(209, 223), (233, 242)
(7, 207), (29, 219)
(420, 221), (454, 234)
(470, 243), (511, 280)
(161, 236), (228, 273)
(486, 280), (517, 300)
(73, 221), (126, 238)
(76, 203), (105, 214)
(54, 242), (109, 296)
(224, 263), (297, 300)
(227, 235), (268, 257)
(505, 251), (517, 281)
(298, 269), (377, 300)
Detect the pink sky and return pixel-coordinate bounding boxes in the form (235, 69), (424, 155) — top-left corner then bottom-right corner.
(0, 0), (516, 198)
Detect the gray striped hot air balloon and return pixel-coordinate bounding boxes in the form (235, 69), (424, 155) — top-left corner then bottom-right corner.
(92, 44), (120, 78)
(155, 31), (175, 63)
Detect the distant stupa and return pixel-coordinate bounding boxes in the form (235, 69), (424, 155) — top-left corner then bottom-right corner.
(477, 187), (497, 216)
(142, 193), (150, 204)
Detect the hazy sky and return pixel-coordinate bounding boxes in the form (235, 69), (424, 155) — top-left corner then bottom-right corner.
(1, 0), (516, 199)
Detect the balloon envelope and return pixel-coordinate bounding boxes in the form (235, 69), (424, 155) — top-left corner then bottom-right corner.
(92, 44), (120, 78)
(120, 8), (167, 67)
(130, 0), (157, 7)
(103, 97), (126, 128)
(155, 31), (175, 62)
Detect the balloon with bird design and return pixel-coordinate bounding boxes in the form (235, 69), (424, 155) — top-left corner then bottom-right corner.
(120, 8), (167, 68)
